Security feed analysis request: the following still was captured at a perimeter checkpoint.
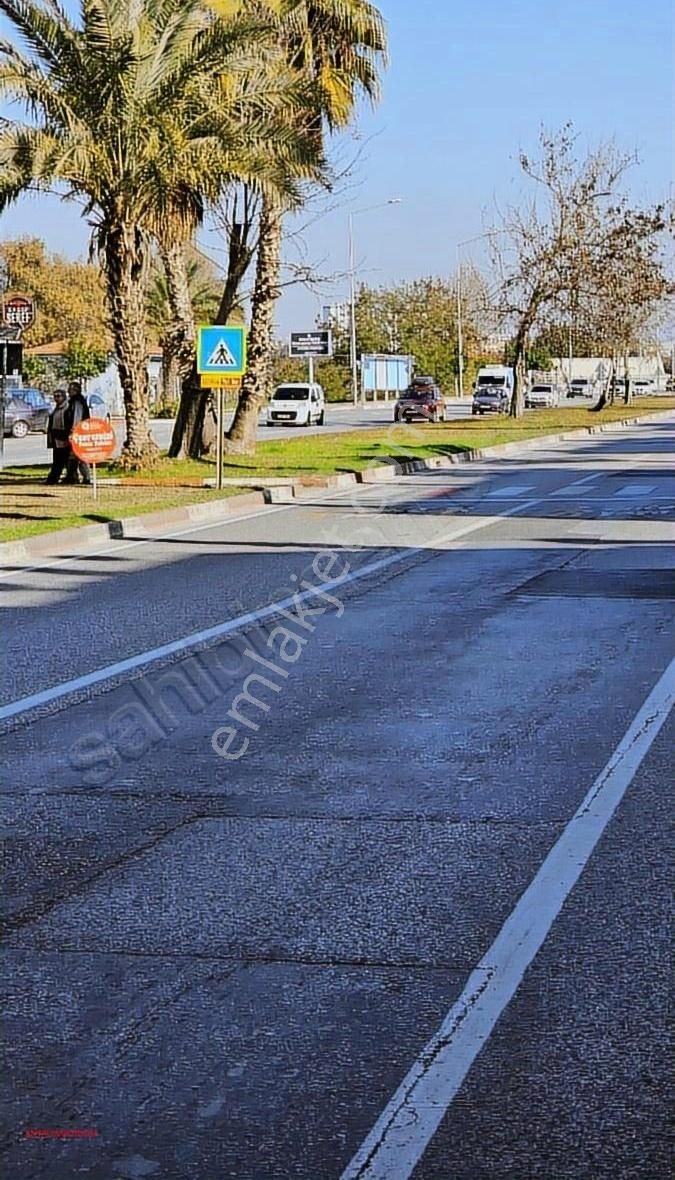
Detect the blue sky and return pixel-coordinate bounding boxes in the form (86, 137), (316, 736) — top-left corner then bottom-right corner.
(1, 0), (673, 336)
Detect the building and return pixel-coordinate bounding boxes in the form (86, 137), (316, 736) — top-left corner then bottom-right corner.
(24, 340), (164, 414)
(551, 355), (666, 389)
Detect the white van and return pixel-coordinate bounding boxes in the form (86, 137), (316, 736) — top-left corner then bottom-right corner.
(266, 383), (326, 427)
(473, 366), (515, 395)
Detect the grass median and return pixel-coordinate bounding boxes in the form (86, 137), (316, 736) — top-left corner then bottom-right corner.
(2, 398), (672, 543)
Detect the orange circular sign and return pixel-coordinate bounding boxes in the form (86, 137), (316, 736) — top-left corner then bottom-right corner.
(70, 417), (117, 464)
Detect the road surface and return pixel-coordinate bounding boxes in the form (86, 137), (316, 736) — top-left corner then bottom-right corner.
(1, 416), (673, 1178)
(3, 396), (594, 466)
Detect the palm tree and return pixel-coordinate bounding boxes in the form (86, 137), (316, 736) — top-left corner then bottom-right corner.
(146, 251), (222, 403)
(224, 0), (387, 454)
(0, 0), (305, 464)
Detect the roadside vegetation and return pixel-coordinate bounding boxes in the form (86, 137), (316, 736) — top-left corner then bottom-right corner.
(0, 3), (671, 467)
(3, 398), (672, 542)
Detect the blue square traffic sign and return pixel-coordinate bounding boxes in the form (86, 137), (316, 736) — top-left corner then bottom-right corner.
(197, 325), (247, 376)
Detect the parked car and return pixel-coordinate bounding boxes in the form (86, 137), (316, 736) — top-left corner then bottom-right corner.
(525, 382), (559, 409)
(666, 378), (675, 393)
(632, 380), (654, 397)
(393, 380), (445, 423)
(4, 396), (50, 438)
(266, 383), (325, 427)
(472, 385), (510, 415)
(16, 387), (52, 412)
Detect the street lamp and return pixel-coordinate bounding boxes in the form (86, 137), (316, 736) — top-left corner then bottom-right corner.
(455, 230), (503, 398)
(0, 258), (10, 470)
(348, 198), (402, 406)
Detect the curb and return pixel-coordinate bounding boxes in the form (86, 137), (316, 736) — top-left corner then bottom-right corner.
(2, 409), (672, 562)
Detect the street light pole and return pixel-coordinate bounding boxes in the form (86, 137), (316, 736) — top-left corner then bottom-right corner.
(348, 212), (358, 407)
(348, 199), (402, 407)
(455, 230), (504, 400)
(0, 258), (9, 470)
(456, 253), (465, 398)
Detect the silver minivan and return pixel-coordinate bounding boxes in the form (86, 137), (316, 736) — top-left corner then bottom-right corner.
(266, 383), (326, 427)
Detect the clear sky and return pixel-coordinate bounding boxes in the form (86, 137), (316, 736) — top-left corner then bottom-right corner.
(1, 0), (673, 337)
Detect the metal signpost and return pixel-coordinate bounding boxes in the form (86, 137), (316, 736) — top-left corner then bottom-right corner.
(197, 325), (247, 491)
(289, 330), (332, 384)
(69, 417), (117, 499)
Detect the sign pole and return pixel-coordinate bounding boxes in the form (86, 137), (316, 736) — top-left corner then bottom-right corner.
(0, 339), (6, 471)
(308, 356), (314, 385)
(92, 463), (97, 500)
(215, 386), (224, 491)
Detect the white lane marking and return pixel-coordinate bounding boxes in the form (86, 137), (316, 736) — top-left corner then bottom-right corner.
(341, 656), (675, 1180)
(0, 501), (540, 723)
(485, 485), (534, 498)
(0, 503), (288, 583)
(554, 472), (606, 497)
(614, 484), (657, 498)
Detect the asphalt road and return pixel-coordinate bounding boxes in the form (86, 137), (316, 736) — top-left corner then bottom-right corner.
(4, 395), (598, 466)
(3, 399), (479, 466)
(1, 416), (673, 1179)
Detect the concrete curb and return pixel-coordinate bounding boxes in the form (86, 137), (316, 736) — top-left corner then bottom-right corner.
(2, 408), (672, 563)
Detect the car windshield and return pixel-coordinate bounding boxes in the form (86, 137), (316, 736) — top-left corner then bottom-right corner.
(403, 389), (429, 399)
(531, 386), (552, 393)
(476, 387), (501, 395)
(273, 388), (310, 401)
(477, 377), (505, 387)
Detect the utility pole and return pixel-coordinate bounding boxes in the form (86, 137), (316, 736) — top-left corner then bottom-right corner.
(348, 199), (402, 407)
(348, 213), (358, 407)
(456, 258), (464, 398)
(0, 258), (9, 470)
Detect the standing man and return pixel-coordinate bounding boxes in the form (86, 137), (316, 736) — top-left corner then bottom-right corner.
(64, 380), (91, 485)
(45, 390), (70, 485)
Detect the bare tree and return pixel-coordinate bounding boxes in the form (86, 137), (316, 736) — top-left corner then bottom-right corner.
(488, 126), (661, 417)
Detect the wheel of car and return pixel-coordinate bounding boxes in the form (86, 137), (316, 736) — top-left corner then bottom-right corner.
(11, 419), (29, 439)
(318, 411), (325, 425)
(304, 415), (311, 427)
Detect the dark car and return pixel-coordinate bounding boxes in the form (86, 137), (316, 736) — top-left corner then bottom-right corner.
(472, 385), (510, 415)
(394, 379), (445, 423)
(4, 396), (50, 438)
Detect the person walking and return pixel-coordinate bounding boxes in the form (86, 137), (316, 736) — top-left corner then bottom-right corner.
(64, 381), (92, 485)
(45, 390), (70, 484)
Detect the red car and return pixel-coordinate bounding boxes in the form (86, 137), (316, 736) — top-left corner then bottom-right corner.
(394, 378), (445, 423)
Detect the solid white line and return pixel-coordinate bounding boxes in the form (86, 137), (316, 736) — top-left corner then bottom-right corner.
(340, 656), (675, 1180)
(0, 501), (539, 723)
(0, 503), (288, 582)
(485, 484), (534, 498)
(614, 484), (657, 498)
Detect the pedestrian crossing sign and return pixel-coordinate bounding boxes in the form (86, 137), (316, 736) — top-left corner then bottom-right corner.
(197, 325), (247, 377)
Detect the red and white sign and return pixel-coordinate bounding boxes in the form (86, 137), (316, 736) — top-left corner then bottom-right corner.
(2, 294), (36, 329)
(70, 417), (117, 464)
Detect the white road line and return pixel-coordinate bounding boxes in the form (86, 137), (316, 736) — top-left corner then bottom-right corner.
(0, 501), (540, 723)
(614, 484), (657, 498)
(485, 484), (534, 498)
(0, 503), (288, 582)
(341, 656), (675, 1180)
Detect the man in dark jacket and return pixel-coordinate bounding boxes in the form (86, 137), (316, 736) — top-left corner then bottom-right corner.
(64, 381), (92, 485)
(45, 389), (70, 485)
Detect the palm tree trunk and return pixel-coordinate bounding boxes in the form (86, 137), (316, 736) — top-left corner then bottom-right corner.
(225, 194), (282, 455)
(170, 208), (257, 459)
(103, 224), (157, 466)
(161, 345), (180, 403)
(158, 241), (198, 458)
